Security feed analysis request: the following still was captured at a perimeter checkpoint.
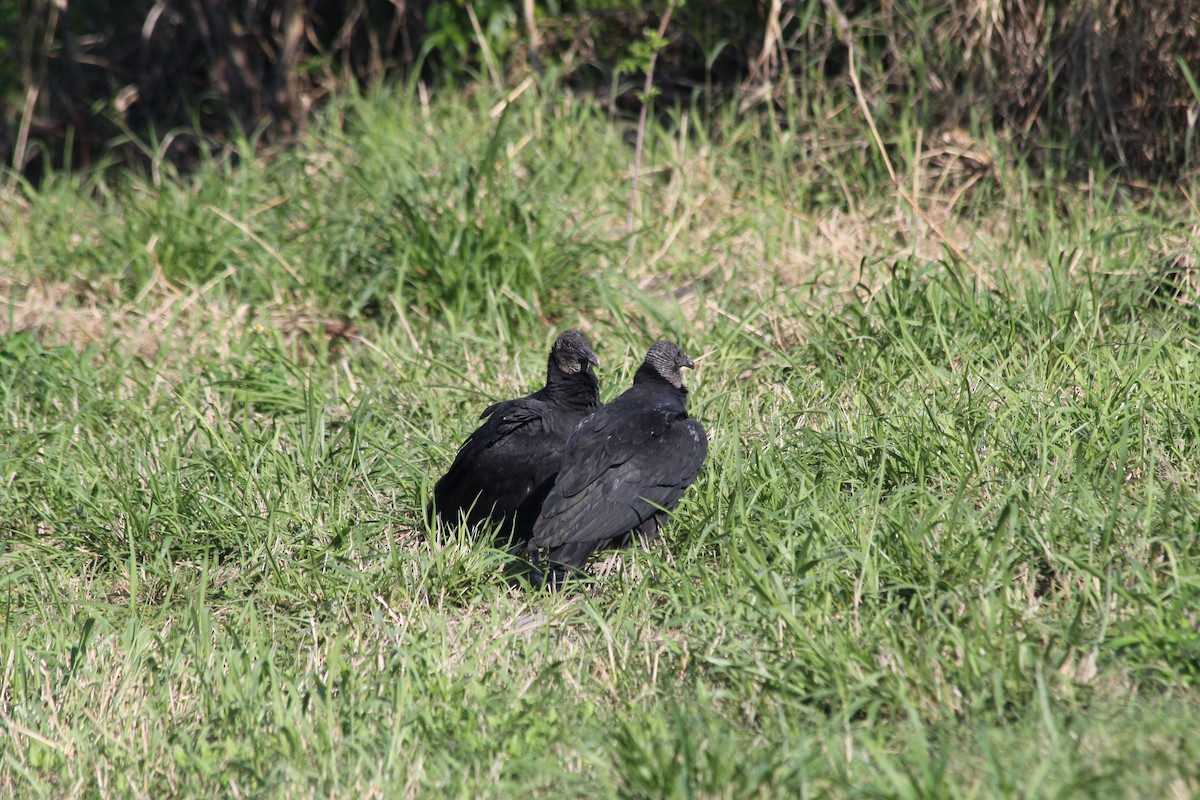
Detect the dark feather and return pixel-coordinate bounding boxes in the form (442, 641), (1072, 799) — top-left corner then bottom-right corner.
(531, 340), (708, 581)
(429, 330), (600, 545)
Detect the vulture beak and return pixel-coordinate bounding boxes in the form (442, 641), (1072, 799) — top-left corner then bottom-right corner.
(680, 355), (695, 370)
(585, 350), (600, 368)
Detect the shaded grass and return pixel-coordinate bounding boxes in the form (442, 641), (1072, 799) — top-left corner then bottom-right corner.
(2, 82), (1200, 798)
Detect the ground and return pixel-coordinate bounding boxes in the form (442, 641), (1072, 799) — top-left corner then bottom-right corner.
(1, 85), (1199, 798)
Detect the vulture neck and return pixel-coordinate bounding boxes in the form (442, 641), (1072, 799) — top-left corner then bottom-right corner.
(543, 365), (600, 410)
(632, 363), (687, 395)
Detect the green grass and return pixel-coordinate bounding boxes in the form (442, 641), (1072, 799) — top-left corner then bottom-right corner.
(2, 82), (1200, 798)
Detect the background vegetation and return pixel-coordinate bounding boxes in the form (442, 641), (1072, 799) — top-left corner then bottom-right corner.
(3, 1), (1200, 798)
(4, 0), (1200, 179)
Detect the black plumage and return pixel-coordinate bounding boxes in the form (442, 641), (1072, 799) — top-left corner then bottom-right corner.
(530, 340), (708, 582)
(428, 330), (601, 544)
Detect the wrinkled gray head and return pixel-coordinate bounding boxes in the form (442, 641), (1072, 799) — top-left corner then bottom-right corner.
(641, 340), (695, 389)
(550, 329), (600, 375)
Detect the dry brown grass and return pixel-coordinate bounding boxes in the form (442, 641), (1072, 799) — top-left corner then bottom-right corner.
(0, 272), (362, 363)
(920, 0), (1200, 175)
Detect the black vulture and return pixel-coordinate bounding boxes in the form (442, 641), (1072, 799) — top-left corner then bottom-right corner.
(428, 330), (601, 545)
(530, 340), (708, 584)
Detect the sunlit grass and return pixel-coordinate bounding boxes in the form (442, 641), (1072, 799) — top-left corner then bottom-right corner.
(2, 81), (1199, 798)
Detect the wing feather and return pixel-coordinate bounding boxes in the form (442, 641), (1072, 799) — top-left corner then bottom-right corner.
(433, 398), (562, 526)
(534, 413), (707, 549)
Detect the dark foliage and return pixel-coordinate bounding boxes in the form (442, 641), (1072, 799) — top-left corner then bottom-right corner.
(2, 0), (426, 180)
(905, 0), (1200, 175)
(2, 0), (1197, 181)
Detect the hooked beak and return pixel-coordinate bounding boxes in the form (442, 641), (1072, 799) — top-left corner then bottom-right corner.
(680, 355), (695, 370)
(584, 349), (600, 368)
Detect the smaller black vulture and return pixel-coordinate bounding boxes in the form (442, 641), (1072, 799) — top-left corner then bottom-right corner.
(428, 330), (601, 545)
(530, 340), (708, 584)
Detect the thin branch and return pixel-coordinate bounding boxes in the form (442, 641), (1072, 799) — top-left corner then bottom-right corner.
(523, 0), (540, 62)
(626, 1), (678, 247)
(467, 2), (504, 95)
(207, 205), (306, 286)
(13, 0), (61, 178)
(828, 0), (998, 292)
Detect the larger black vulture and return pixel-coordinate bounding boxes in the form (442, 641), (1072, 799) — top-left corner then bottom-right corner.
(530, 340), (708, 583)
(428, 330), (601, 545)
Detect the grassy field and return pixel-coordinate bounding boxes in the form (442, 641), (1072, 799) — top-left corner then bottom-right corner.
(3, 82), (1200, 798)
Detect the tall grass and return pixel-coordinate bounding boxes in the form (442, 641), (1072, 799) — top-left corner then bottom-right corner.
(2, 81), (1199, 798)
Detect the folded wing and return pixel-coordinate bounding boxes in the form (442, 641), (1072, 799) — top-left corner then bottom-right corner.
(534, 407), (707, 549)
